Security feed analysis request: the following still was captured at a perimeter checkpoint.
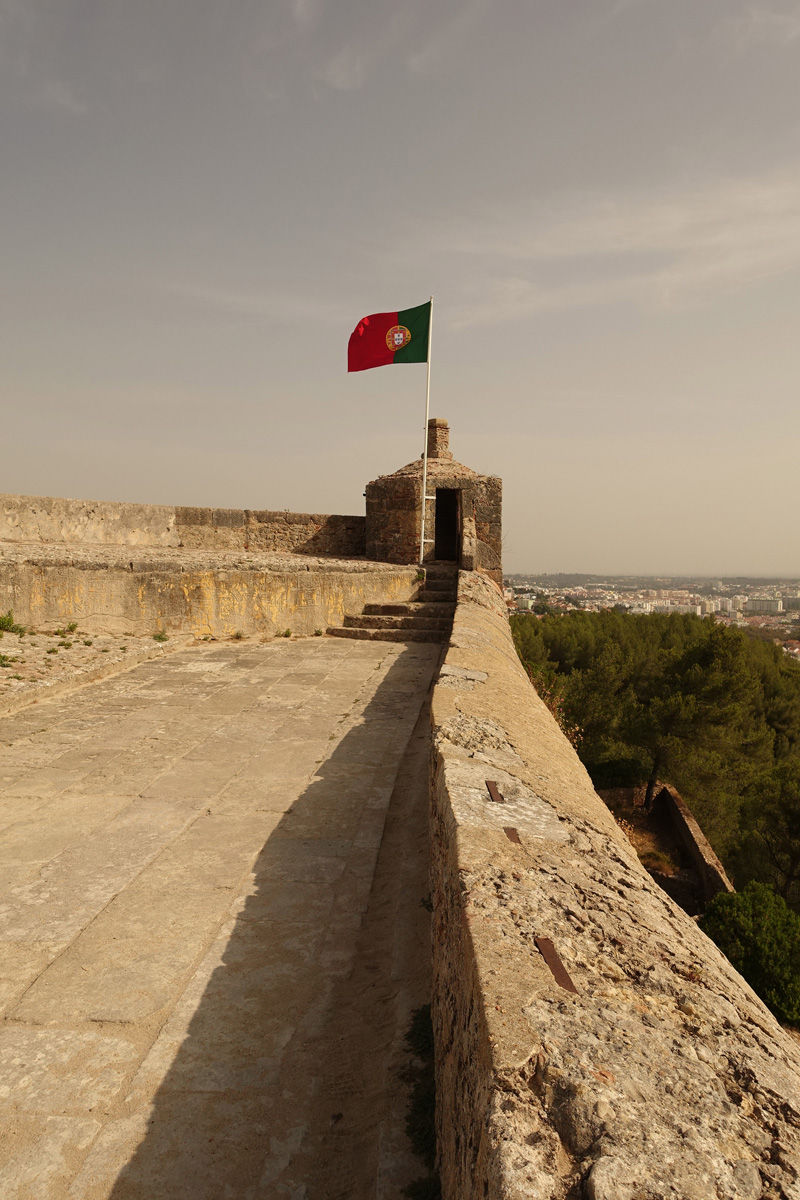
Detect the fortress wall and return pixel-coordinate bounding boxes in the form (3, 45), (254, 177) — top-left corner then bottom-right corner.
(0, 546), (417, 637)
(430, 571), (800, 1200)
(1, 493), (366, 558)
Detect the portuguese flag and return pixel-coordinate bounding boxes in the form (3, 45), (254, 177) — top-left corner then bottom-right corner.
(348, 300), (431, 373)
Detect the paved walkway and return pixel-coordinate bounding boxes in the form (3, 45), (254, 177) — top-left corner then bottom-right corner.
(0, 637), (440, 1198)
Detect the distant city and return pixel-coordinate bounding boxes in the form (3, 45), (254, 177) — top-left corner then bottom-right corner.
(503, 574), (800, 662)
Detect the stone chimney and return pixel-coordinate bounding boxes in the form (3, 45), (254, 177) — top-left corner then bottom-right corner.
(427, 418), (452, 461)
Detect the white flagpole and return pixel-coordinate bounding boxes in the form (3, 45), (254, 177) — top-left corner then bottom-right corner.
(419, 295), (434, 566)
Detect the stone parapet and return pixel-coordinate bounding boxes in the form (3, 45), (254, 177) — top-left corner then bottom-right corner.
(1, 493), (365, 558)
(0, 542), (417, 638)
(430, 570), (800, 1200)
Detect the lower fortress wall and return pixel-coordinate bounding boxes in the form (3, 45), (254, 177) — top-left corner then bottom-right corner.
(654, 784), (736, 904)
(1, 492), (366, 557)
(0, 545), (417, 638)
(430, 571), (800, 1200)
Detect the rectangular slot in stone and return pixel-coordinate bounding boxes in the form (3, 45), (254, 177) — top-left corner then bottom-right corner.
(485, 780), (504, 804)
(535, 936), (578, 994)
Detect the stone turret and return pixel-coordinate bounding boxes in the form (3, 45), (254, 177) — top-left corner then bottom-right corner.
(364, 419), (502, 586)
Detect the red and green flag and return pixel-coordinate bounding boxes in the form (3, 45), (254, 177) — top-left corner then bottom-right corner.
(348, 300), (431, 372)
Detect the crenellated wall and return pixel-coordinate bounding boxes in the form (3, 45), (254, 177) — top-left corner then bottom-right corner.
(429, 571), (800, 1200)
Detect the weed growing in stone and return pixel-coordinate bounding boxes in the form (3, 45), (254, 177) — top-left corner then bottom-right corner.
(153, 632), (168, 642)
(314, 629), (323, 636)
(233, 630), (244, 640)
(282, 629), (291, 638)
(67, 622), (78, 633)
(83, 640), (93, 646)
(0, 610), (26, 634)
(47, 648), (58, 655)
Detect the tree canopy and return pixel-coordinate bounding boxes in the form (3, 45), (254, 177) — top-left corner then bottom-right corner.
(511, 610), (800, 896)
(700, 882), (800, 1024)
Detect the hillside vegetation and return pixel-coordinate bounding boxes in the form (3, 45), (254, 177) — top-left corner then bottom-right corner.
(511, 610), (800, 914)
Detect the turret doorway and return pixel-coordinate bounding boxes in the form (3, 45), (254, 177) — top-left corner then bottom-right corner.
(434, 488), (460, 561)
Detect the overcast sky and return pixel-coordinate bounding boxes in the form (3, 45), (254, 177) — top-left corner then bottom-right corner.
(2, 0), (799, 574)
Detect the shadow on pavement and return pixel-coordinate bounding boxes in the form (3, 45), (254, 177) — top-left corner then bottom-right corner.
(106, 643), (436, 1200)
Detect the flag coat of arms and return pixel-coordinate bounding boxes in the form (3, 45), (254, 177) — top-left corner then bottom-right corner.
(347, 301), (431, 372)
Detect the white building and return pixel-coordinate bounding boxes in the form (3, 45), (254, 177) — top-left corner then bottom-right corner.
(744, 598), (783, 614)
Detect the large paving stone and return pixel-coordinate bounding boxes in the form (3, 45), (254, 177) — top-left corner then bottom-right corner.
(0, 636), (440, 1197)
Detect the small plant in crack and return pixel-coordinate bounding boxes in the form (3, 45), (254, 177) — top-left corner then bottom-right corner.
(0, 611), (26, 634)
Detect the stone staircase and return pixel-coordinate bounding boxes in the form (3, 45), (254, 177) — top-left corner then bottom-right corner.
(327, 564), (458, 643)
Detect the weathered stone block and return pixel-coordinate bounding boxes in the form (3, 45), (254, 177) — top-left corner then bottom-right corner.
(175, 506), (212, 527)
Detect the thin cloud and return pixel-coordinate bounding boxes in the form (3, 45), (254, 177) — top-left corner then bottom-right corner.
(729, 4), (800, 48)
(589, 0), (657, 31)
(158, 281), (348, 324)
(290, 0), (325, 32)
(449, 275), (647, 329)
(41, 78), (87, 114)
(406, 0), (494, 76)
(315, 12), (405, 91)
(431, 172), (800, 325)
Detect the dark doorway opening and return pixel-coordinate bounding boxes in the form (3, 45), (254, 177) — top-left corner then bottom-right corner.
(434, 489), (460, 561)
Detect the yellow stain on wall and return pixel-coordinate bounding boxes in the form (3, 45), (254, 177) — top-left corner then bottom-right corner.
(4, 562), (419, 637)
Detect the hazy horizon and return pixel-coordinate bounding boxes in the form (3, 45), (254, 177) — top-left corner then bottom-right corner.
(2, 1), (799, 576)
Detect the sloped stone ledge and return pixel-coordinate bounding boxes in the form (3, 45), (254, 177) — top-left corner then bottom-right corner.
(429, 571), (800, 1200)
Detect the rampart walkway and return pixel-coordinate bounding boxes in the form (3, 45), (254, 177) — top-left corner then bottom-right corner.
(0, 637), (440, 1198)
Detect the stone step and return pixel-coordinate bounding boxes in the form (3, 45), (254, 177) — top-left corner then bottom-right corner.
(345, 614), (452, 631)
(327, 627), (447, 644)
(419, 589), (457, 602)
(364, 602), (456, 617)
(421, 578), (457, 590)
